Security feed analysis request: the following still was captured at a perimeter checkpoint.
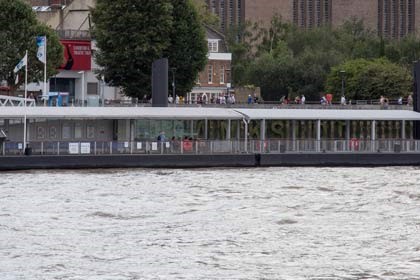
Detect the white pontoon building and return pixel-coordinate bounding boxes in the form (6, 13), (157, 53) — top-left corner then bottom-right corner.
(1, 107), (420, 155)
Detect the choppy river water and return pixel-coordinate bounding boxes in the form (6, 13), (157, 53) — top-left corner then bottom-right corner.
(1, 167), (420, 279)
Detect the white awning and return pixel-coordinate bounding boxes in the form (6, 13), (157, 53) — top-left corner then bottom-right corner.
(234, 109), (420, 121)
(0, 107), (243, 120)
(2, 107), (420, 121)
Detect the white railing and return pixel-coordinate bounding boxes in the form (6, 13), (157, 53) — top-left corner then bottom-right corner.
(0, 95), (36, 107)
(2, 139), (420, 156)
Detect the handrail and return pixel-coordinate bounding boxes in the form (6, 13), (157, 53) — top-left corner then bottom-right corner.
(1, 139), (419, 156)
(0, 95), (36, 107)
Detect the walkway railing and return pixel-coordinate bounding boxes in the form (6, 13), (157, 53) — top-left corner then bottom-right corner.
(1, 139), (420, 156)
(0, 95), (36, 107)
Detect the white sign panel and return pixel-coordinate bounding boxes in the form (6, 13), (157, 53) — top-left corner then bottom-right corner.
(165, 142), (170, 148)
(80, 142), (91, 154)
(18, 143), (23, 150)
(151, 142), (158, 151)
(124, 142), (129, 148)
(69, 143), (79, 154)
(136, 142), (142, 149)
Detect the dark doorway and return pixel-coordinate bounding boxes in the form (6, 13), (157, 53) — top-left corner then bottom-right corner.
(50, 78), (75, 100)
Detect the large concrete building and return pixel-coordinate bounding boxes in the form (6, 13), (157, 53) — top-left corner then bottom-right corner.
(206, 0), (420, 38)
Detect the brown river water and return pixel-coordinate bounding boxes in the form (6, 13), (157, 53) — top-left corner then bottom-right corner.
(1, 167), (420, 279)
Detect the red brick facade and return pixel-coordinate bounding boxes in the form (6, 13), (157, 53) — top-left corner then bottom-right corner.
(197, 60), (231, 88)
(207, 0), (420, 38)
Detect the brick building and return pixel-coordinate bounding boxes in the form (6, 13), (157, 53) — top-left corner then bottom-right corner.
(206, 0), (420, 38)
(189, 27), (232, 103)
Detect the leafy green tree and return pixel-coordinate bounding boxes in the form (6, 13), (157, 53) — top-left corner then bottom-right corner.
(92, 0), (207, 99)
(190, 0), (219, 29)
(0, 0), (63, 90)
(326, 58), (412, 101)
(165, 0), (207, 96)
(92, 0), (173, 98)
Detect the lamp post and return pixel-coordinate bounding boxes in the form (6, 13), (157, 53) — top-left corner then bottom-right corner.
(78, 71), (85, 107)
(226, 68), (231, 102)
(101, 75), (105, 107)
(340, 70), (346, 98)
(170, 67), (176, 104)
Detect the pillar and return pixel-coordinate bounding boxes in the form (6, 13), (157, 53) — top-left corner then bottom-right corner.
(292, 120), (296, 151)
(345, 120), (350, 140)
(227, 119), (231, 140)
(260, 119), (266, 141)
(371, 120), (376, 152)
(316, 119), (321, 152)
(402, 120), (406, 139)
(204, 119), (208, 139)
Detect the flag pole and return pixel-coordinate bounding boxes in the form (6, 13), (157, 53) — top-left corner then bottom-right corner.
(23, 50), (28, 152)
(43, 37), (47, 106)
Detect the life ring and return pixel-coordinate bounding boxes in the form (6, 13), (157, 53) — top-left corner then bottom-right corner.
(182, 140), (192, 152)
(256, 140), (268, 151)
(350, 138), (359, 150)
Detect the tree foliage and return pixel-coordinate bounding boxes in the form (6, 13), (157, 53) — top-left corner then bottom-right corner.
(92, 0), (208, 98)
(0, 0), (63, 90)
(326, 58), (412, 101)
(164, 0), (207, 96)
(190, 0), (219, 29)
(227, 16), (418, 101)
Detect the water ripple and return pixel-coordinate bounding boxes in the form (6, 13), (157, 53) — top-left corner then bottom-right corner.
(1, 167), (420, 279)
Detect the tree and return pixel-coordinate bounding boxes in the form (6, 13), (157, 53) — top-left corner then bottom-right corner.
(326, 58), (412, 101)
(190, 0), (219, 29)
(164, 0), (207, 96)
(92, 0), (208, 99)
(0, 0), (63, 90)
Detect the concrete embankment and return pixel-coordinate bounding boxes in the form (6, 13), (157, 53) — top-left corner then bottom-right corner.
(1, 153), (420, 171)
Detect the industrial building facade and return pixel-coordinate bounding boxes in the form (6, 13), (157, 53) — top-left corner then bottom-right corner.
(206, 0), (420, 38)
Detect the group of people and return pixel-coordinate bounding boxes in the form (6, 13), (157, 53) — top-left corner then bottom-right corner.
(167, 94), (236, 105)
(380, 94), (413, 108)
(157, 131), (196, 152)
(247, 93), (260, 104)
(280, 95), (306, 105)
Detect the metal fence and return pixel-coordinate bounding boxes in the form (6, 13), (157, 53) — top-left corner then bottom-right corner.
(2, 139), (420, 156)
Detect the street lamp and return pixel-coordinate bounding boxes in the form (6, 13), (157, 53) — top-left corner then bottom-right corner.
(226, 68), (231, 102)
(340, 70), (346, 98)
(170, 67), (176, 104)
(78, 71), (85, 107)
(101, 75), (105, 107)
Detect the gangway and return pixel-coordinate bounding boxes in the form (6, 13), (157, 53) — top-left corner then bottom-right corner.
(0, 95), (36, 107)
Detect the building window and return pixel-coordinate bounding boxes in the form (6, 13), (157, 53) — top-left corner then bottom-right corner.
(300, 0), (306, 27)
(208, 65), (213, 84)
(293, 0), (299, 25)
(400, 0), (406, 37)
(408, 0), (414, 33)
(308, 0), (314, 28)
(220, 65), (225, 84)
(384, 0), (391, 37)
(324, 0), (330, 23)
(391, 0), (398, 38)
(208, 40), (219, 52)
(87, 82), (98, 95)
(316, 0), (322, 26)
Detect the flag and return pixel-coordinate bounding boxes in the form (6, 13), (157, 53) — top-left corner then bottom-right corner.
(13, 53), (27, 73)
(36, 36), (46, 64)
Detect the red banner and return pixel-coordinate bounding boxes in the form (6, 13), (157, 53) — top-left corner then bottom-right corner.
(59, 40), (91, 71)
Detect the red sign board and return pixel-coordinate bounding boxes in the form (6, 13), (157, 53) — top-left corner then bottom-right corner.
(59, 40), (91, 71)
